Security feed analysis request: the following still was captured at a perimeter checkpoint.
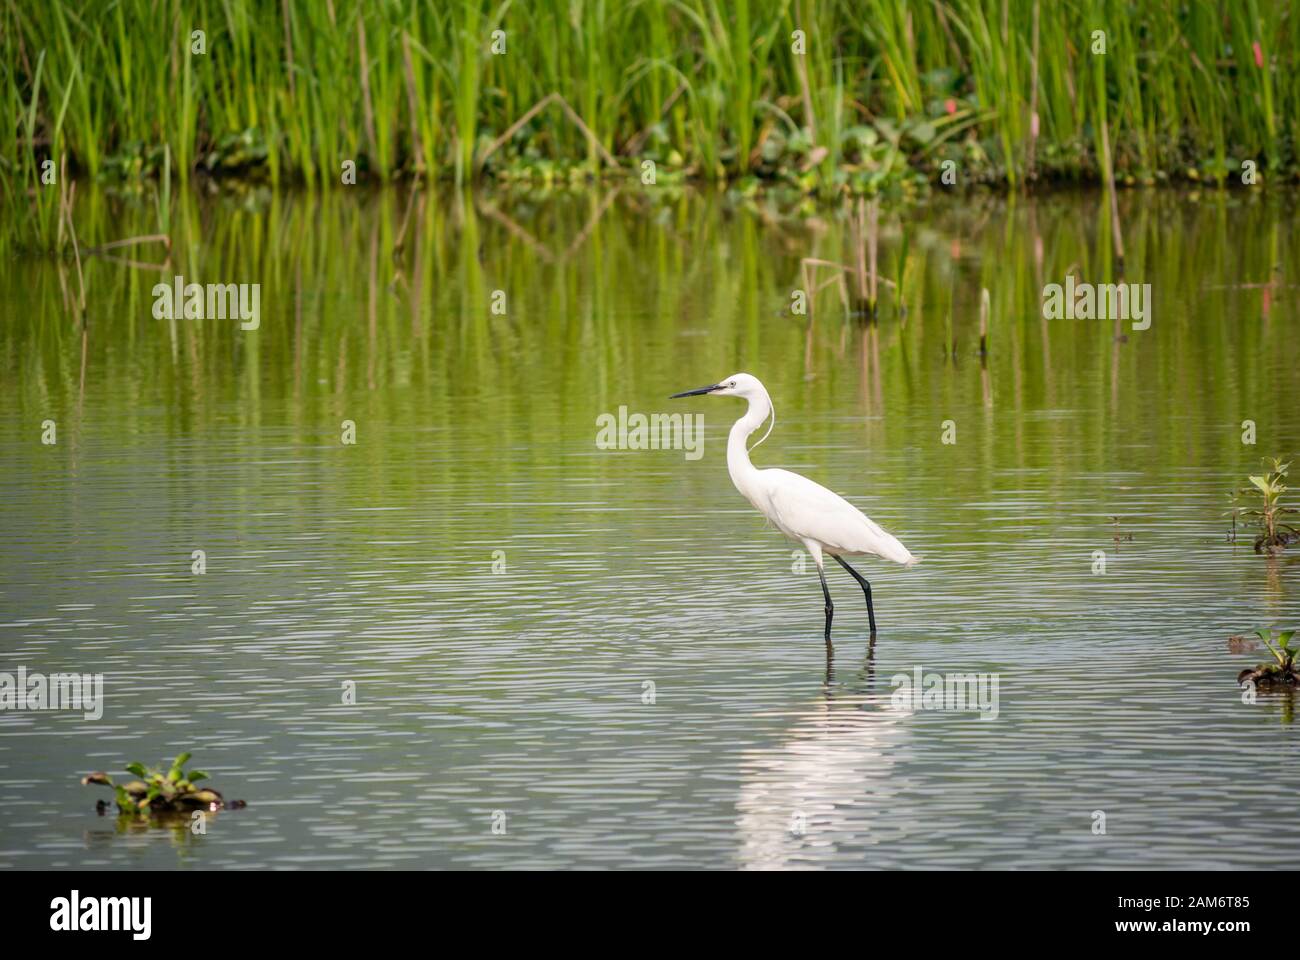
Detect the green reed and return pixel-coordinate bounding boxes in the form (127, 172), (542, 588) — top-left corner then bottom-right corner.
(5, 0), (1300, 248)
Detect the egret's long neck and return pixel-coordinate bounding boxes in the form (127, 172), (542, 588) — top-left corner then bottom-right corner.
(727, 393), (769, 496)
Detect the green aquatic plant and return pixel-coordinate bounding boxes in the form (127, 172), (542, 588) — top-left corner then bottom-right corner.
(1238, 628), (1300, 688)
(81, 752), (237, 816)
(1229, 457), (1299, 553)
(3, 0), (1299, 218)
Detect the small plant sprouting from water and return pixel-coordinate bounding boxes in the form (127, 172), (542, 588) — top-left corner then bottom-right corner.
(1228, 458), (1299, 553)
(1237, 628), (1300, 688)
(81, 752), (242, 816)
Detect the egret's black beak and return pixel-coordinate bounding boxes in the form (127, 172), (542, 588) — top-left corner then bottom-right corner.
(670, 383), (721, 399)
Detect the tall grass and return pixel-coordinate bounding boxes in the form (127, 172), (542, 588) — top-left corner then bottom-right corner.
(5, 0), (1300, 247)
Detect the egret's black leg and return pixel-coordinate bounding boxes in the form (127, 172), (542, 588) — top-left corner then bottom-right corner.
(817, 564), (834, 646)
(833, 555), (877, 634)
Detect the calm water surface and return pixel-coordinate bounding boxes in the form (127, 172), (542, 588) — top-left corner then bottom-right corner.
(1, 186), (1298, 868)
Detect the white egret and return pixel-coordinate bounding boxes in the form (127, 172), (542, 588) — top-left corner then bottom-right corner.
(670, 373), (918, 643)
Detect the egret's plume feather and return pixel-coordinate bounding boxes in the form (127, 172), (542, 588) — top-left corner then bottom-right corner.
(749, 382), (775, 452)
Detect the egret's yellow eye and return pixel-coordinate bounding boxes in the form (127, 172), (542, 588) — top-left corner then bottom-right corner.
(730, 380), (736, 387)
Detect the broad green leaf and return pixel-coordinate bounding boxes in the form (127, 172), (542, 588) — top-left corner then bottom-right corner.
(168, 751), (192, 782)
(842, 124), (878, 148)
(908, 121), (937, 145)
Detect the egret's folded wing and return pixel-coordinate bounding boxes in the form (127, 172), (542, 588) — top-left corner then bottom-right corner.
(764, 469), (914, 563)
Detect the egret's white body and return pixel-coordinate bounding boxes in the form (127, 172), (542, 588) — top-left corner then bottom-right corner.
(672, 372), (917, 640)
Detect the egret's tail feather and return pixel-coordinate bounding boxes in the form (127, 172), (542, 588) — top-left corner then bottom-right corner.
(904, 554), (922, 567)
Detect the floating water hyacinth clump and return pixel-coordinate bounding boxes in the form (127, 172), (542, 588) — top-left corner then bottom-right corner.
(81, 752), (245, 816)
(1238, 629), (1300, 689)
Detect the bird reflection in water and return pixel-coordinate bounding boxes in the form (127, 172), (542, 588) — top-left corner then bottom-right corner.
(735, 637), (916, 869)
